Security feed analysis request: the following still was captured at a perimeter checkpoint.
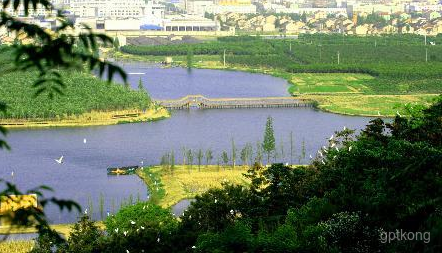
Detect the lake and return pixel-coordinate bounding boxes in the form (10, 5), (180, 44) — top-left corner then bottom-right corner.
(0, 63), (371, 223)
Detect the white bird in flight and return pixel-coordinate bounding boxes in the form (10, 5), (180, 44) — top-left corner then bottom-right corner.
(55, 156), (64, 164)
(83, 138), (87, 144)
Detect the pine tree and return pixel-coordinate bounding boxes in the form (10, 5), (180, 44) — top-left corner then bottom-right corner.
(205, 149), (213, 168)
(231, 138), (236, 169)
(181, 147), (186, 166)
(186, 48), (193, 70)
(197, 149), (203, 172)
(290, 131), (294, 165)
(263, 116), (275, 164)
(138, 77), (144, 91)
(170, 150), (175, 176)
(240, 146), (248, 167)
(221, 151), (229, 169)
(255, 141), (263, 165)
(187, 149), (193, 171)
(246, 143), (254, 166)
(299, 138), (306, 164)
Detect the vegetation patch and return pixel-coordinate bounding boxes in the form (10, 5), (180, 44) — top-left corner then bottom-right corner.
(0, 47), (162, 126)
(137, 165), (250, 207)
(0, 240), (34, 253)
(299, 94), (438, 116)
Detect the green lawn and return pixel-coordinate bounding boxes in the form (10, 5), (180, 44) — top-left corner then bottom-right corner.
(299, 94), (438, 116)
(290, 73), (373, 94)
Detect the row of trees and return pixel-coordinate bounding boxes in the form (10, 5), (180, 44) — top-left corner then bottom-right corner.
(0, 50), (153, 119)
(158, 116), (308, 175)
(120, 41), (277, 56)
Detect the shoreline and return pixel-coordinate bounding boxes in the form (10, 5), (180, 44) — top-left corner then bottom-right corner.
(0, 108), (170, 129)
(110, 51), (436, 118)
(136, 165), (251, 208)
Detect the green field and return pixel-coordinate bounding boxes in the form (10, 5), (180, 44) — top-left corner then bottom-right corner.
(289, 73), (373, 94)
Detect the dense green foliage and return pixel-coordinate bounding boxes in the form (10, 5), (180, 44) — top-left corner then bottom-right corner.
(121, 35), (442, 94)
(121, 40), (275, 56)
(54, 96), (442, 252)
(0, 47), (151, 119)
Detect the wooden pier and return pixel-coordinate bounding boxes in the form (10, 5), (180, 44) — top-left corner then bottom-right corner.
(156, 95), (313, 110)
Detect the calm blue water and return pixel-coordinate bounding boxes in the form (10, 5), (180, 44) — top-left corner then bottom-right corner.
(117, 62), (290, 99)
(0, 63), (372, 224)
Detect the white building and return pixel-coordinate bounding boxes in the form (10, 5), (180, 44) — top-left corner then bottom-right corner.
(405, 3), (442, 13)
(0, 3), (56, 17)
(348, 4), (405, 16)
(69, 0), (164, 18)
(186, 0), (215, 16)
(206, 4), (256, 14)
(268, 6), (347, 15)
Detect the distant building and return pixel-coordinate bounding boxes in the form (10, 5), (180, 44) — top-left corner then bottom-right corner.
(348, 4), (404, 16)
(163, 16), (219, 31)
(206, 4), (257, 14)
(69, 0), (164, 19)
(104, 19), (142, 30)
(186, 0), (215, 16)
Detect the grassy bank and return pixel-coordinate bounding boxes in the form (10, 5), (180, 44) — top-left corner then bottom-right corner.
(0, 46), (165, 127)
(0, 107), (169, 128)
(136, 165), (250, 207)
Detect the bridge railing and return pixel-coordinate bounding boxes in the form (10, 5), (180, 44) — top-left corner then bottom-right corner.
(156, 95), (314, 109)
